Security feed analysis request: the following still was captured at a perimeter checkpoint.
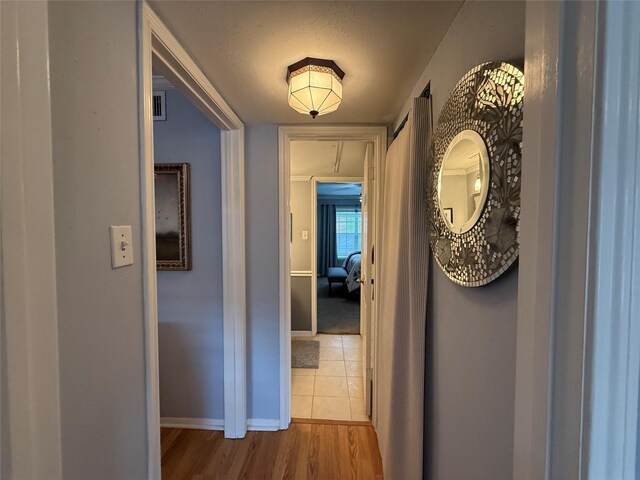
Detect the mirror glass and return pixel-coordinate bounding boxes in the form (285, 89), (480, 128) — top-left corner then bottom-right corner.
(437, 130), (490, 234)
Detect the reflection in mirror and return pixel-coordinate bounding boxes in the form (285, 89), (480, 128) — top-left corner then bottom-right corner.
(437, 130), (490, 234)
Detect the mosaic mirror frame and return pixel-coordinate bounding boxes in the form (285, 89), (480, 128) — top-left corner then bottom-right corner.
(429, 62), (524, 287)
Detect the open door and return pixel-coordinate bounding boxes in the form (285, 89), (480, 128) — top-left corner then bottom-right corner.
(360, 143), (376, 415)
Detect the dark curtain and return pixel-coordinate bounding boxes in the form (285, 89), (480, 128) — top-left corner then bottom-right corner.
(317, 204), (337, 276)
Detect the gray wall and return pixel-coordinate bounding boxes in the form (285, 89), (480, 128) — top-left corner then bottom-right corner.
(291, 276), (312, 331)
(394, 2), (525, 479)
(426, 267), (518, 480)
(48, 1), (147, 478)
(290, 180), (312, 272)
(245, 125), (281, 420)
(290, 180), (313, 332)
(153, 89), (224, 419)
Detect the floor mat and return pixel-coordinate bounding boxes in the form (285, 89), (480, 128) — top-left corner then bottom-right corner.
(291, 340), (320, 368)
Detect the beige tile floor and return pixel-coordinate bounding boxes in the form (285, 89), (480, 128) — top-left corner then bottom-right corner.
(291, 334), (368, 422)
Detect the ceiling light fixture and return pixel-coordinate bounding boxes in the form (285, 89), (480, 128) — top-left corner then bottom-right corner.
(474, 173), (481, 192)
(287, 57), (344, 119)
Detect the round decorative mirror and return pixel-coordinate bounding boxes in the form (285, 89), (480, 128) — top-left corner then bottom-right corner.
(437, 130), (490, 234)
(429, 61), (524, 287)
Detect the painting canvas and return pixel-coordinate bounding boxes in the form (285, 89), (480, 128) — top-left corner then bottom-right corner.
(155, 163), (192, 270)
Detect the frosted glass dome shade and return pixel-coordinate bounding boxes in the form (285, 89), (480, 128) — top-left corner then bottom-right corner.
(287, 58), (344, 118)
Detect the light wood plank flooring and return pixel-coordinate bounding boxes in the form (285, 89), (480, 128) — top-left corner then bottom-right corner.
(161, 420), (383, 479)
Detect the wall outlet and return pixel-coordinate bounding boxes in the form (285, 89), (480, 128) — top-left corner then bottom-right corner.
(110, 225), (134, 268)
(302, 230), (308, 240)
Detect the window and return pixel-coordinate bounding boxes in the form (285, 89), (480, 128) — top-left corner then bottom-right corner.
(336, 208), (361, 258)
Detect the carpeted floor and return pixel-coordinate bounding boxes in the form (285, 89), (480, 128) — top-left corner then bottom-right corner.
(317, 276), (360, 334)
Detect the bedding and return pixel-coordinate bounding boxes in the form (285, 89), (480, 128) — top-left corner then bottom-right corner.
(345, 253), (361, 293)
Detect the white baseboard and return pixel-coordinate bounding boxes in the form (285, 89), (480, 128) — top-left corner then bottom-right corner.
(292, 330), (314, 337)
(247, 418), (280, 431)
(160, 417), (281, 432)
(160, 417), (224, 430)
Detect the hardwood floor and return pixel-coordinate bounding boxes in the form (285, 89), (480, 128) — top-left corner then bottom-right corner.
(161, 420), (383, 479)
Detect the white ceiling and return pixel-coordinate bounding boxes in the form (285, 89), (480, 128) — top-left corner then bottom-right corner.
(443, 139), (482, 171)
(290, 140), (367, 177)
(149, 1), (463, 125)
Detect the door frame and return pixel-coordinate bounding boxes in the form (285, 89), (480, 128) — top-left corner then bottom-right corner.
(514, 1), (640, 478)
(278, 126), (387, 428)
(139, 3), (247, 477)
(361, 143), (375, 415)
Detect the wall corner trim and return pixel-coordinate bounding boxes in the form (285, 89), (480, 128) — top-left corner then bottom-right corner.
(512, 1), (639, 478)
(1, 1), (63, 477)
(221, 127), (248, 440)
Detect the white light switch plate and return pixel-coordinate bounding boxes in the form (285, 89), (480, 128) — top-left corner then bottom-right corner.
(302, 230), (308, 240)
(110, 225), (133, 268)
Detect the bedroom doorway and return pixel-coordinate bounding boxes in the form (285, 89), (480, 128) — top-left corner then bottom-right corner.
(315, 180), (363, 335)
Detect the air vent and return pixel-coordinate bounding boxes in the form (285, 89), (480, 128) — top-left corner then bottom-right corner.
(153, 91), (166, 121)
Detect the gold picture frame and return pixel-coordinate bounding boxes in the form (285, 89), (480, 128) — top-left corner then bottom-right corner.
(154, 163), (192, 270)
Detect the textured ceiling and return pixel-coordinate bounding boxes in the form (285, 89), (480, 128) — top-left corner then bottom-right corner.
(149, 1), (463, 125)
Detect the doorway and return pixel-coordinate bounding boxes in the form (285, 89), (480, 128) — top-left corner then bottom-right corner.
(140, 4), (247, 476)
(279, 126), (387, 427)
(151, 76), (226, 434)
(315, 180), (363, 335)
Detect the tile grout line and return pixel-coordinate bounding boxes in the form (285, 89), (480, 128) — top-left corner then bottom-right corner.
(311, 374), (315, 419)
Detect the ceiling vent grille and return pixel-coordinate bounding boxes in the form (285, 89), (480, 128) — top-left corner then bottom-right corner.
(153, 91), (166, 121)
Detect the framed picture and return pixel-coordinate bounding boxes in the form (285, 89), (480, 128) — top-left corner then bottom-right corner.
(154, 163), (192, 270)
(443, 207), (454, 225)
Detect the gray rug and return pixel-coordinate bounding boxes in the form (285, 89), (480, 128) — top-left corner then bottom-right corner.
(317, 276), (360, 334)
(291, 340), (320, 369)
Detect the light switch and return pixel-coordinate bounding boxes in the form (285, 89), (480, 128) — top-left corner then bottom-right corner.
(302, 230), (309, 240)
(110, 225), (134, 268)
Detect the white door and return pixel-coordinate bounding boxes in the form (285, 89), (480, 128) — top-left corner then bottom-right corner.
(360, 144), (376, 415)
